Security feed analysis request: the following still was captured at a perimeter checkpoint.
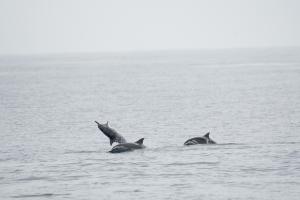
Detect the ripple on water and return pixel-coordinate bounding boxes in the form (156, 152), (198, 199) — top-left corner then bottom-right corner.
(16, 176), (52, 182)
(164, 161), (220, 166)
(11, 193), (70, 198)
(63, 150), (100, 154)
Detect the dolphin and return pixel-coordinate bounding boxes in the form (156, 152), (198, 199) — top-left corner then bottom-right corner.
(184, 132), (216, 145)
(109, 138), (145, 153)
(95, 121), (127, 145)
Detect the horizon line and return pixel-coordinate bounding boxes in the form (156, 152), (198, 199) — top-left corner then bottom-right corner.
(0, 45), (299, 58)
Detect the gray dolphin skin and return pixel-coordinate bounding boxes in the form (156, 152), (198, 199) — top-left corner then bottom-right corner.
(95, 121), (127, 145)
(109, 138), (145, 153)
(184, 132), (216, 145)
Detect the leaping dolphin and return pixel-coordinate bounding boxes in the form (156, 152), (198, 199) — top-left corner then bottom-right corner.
(109, 138), (145, 153)
(95, 121), (127, 145)
(184, 132), (216, 145)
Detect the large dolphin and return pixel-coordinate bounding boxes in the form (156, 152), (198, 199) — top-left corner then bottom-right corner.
(109, 138), (145, 153)
(184, 132), (216, 145)
(95, 121), (127, 145)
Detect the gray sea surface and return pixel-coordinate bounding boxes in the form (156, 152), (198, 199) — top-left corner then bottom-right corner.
(0, 48), (300, 200)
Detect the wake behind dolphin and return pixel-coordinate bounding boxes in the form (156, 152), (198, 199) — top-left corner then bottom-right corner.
(184, 132), (216, 145)
(95, 121), (127, 145)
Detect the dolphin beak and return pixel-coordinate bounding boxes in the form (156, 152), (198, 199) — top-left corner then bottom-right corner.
(94, 121), (100, 125)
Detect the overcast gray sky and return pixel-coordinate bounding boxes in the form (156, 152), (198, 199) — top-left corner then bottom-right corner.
(0, 0), (299, 55)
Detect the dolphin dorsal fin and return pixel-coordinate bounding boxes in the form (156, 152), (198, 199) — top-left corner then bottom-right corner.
(135, 138), (144, 145)
(204, 132), (210, 138)
(105, 121), (109, 127)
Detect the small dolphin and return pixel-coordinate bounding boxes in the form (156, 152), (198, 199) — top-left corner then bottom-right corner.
(184, 132), (216, 145)
(95, 121), (127, 145)
(109, 138), (145, 153)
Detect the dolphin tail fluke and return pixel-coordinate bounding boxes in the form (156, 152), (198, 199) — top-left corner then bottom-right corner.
(134, 138), (144, 145)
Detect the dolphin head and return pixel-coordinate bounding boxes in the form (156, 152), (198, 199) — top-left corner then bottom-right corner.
(95, 121), (103, 130)
(95, 121), (112, 138)
(95, 121), (109, 131)
(95, 121), (114, 145)
(95, 121), (127, 145)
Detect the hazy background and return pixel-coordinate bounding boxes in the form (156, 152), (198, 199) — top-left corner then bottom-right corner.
(1, 1), (300, 199)
(0, 0), (299, 55)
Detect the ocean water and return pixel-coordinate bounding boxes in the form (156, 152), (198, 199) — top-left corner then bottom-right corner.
(0, 48), (300, 200)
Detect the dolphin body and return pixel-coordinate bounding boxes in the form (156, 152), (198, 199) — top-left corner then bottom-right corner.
(184, 132), (216, 145)
(95, 121), (127, 145)
(109, 138), (145, 153)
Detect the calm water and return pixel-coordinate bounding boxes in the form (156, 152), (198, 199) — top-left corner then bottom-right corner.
(0, 48), (300, 200)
